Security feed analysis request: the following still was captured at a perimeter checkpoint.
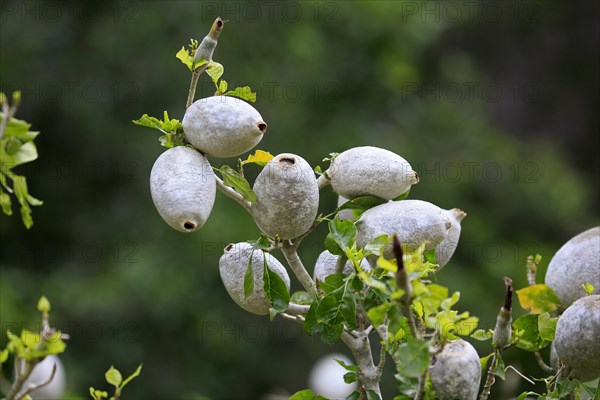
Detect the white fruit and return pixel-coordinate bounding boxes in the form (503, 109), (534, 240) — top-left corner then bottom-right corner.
(356, 200), (462, 267)
(219, 242), (290, 315)
(182, 96), (267, 158)
(429, 339), (481, 400)
(20, 355), (66, 400)
(252, 153), (319, 240)
(434, 208), (466, 267)
(553, 295), (600, 382)
(309, 353), (358, 399)
(313, 250), (371, 283)
(328, 146), (418, 200)
(545, 226), (599, 306)
(150, 146), (216, 232)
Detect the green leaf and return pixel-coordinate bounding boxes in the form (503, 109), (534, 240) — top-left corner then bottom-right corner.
(89, 387), (108, 400)
(516, 284), (561, 314)
(337, 195), (387, 213)
(494, 354), (506, 380)
(215, 165), (257, 203)
(367, 302), (392, 327)
(303, 301), (322, 336)
(290, 291), (313, 305)
(289, 389), (327, 400)
(1, 140), (38, 167)
(366, 391), (382, 400)
(512, 314), (548, 352)
(105, 365), (122, 387)
(364, 234), (392, 257)
(315, 277), (356, 328)
(0, 349), (8, 364)
(538, 312), (558, 341)
(395, 338), (429, 378)
(263, 257), (290, 314)
(218, 79), (228, 94)
(324, 232), (345, 256)
(393, 189), (411, 201)
(321, 323), (344, 344)
(176, 46), (208, 72)
(224, 86), (257, 103)
(206, 61), (224, 84)
(243, 255), (254, 300)
(582, 282), (595, 295)
(119, 363), (143, 389)
(328, 217), (357, 253)
(132, 114), (165, 132)
(0, 191), (12, 215)
(472, 329), (494, 341)
(318, 273), (346, 294)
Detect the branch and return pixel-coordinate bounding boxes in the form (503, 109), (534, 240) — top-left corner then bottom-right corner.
(341, 330), (381, 397)
(214, 173), (252, 214)
(287, 302), (310, 316)
(186, 17), (224, 108)
(479, 349), (498, 400)
(534, 351), (554, 373)
(6, 360), (36, 400)
(18, 362), (57, 400)
(317, 174), (330, 190)
(280, 241), (317, 297)
(493, 277), (513, 350)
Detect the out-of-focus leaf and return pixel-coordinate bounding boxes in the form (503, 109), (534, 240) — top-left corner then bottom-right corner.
(516, 284), (561, 314)
(215, 165), (257, 203)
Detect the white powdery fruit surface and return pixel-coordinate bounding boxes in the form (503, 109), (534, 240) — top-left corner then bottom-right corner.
(328, 146), (418, 200)
(435, 208), (467, 267)
(309, 353), (358, 398)
(252, 153), (319, 240)
(429, 339), (481, 400)
(313, 250), (371, 283)
(356, 200), (462, 267)
(545, 226), (600, 306)
(219, 242), (290, 315)
(150, 146), (216, 232)
(554, 294), (600, 382)
(182, 96), (267, 158)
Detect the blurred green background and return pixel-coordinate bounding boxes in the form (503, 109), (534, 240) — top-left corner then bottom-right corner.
(1, 0), (598, 398)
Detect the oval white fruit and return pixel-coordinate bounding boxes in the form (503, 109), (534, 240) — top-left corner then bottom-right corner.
(553, 295), (600, 382)
(434, 208), (466, 267)
(328, 146), (418, 200)
(150, 146), (216, 232)
(356, 200), (460, 267)
(182, 96), (267, 158)
(429, 339), (481, 400)
(252, 153), (319, 240)
(309, 353), (358, 399)
(219, 242), (290, 315)
(21, 355), (66, 400)
(313, 250), (371, 283)
(545, 226), (599, 306)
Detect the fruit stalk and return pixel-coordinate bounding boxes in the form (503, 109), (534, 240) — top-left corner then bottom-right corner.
(280, 241), (317, 296)
(493, 276), (513, 350)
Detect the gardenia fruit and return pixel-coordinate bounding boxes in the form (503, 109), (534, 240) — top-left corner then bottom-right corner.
(219, 242), (290, 315)
(309, 353), (358, 398)
(150, 146), (216, 232)
(356, 200), (463, 267)
(182, 95), (267, 158)
(327, 146), (418, 200)
(313, 250), (371, 283)
(21, 355), (66, 400)
(553, 294), (600, 382)
(429, 339), (481, 400)
(544, 226), (599, 306)
(252, 153), (319, 240)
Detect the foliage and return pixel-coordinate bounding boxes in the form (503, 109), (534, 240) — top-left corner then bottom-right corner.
(0, 92), (42, 228)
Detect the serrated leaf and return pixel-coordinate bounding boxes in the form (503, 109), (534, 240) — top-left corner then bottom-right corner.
(263, 257), (290, 313)
(367, 302), (392, 326)
(324, 232), (344, 256)
(364, 234), (392, 257)
(132, 114), (165, 132)
(176, 46), (195, 72)
(206, 61), (224, 84)
(494, 354), (506, 380)
(516, 284), (561, 314)
(0, 192), (12, 215)
(225, 86), (257, 103)
(512, 314), (548, 352)
(241, 150), (274, 167)
(248, 235), (271, 251)
(216, 165), (256, 203)
(290, 291), (312, 305)
(337, 195), (387, 213)
(105, 365), (122, 387)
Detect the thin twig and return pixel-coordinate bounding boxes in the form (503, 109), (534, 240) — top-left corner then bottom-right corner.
(18, 362), (57, 399)
(479, 350), (498, 400)
(286, 302), (310, 316)
(6, 361), (36, 400)
(393, 236), (418, 338)
(534, 351), (554, 373)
